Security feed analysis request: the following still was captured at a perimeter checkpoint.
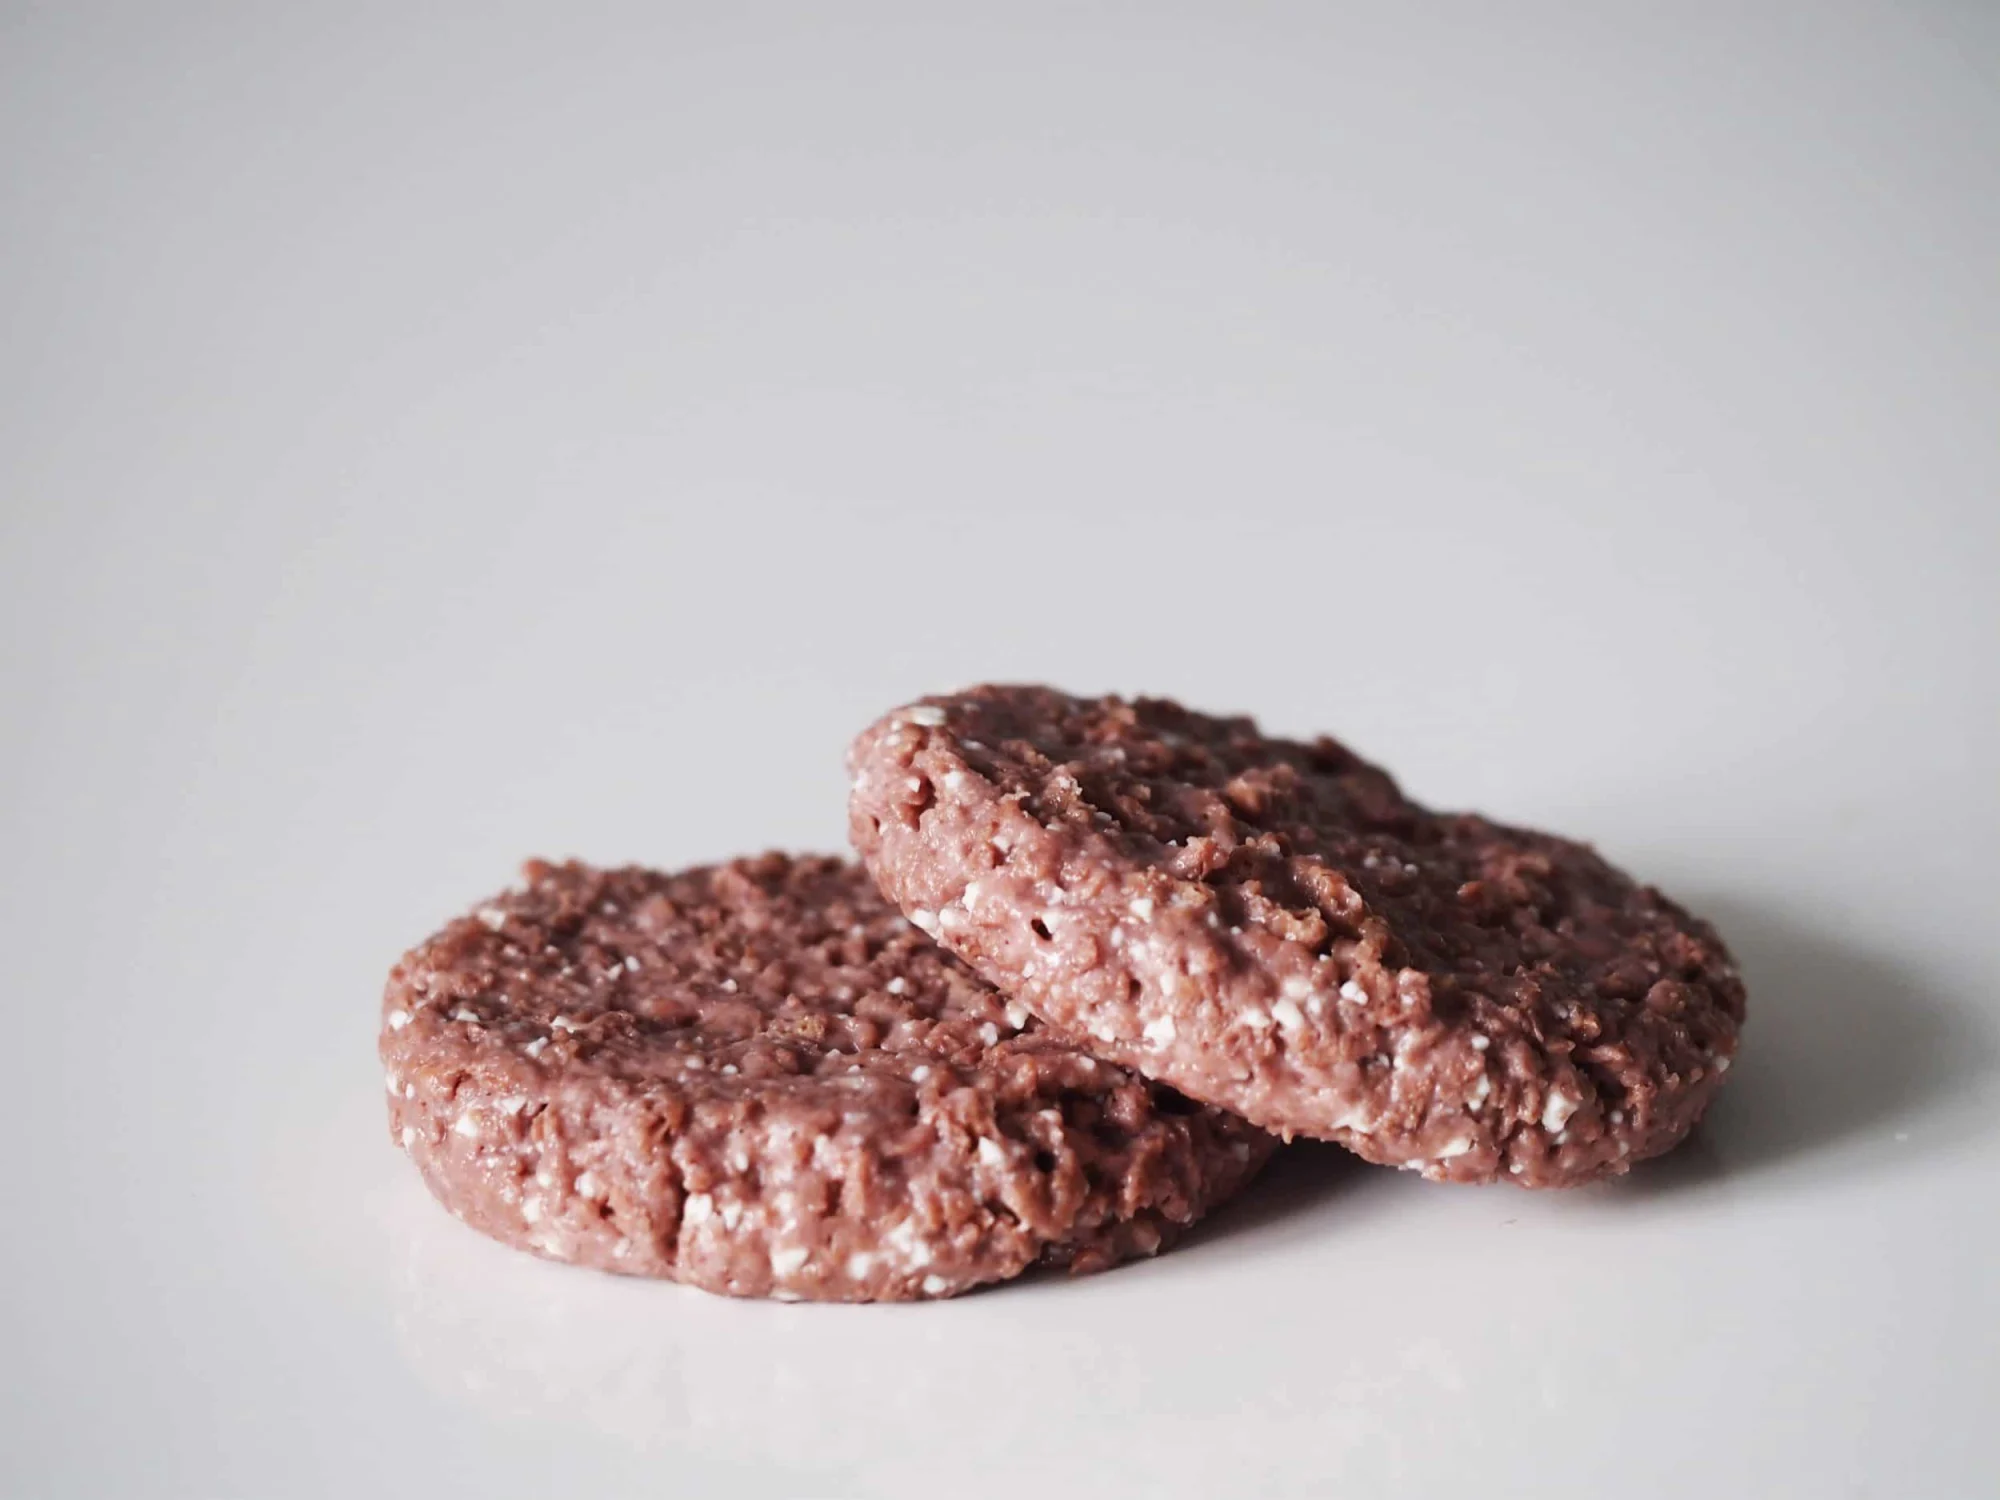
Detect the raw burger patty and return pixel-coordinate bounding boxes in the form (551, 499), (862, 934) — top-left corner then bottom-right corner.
(380, 854), (1275, 1301)
(848, 686), (1745, 1187)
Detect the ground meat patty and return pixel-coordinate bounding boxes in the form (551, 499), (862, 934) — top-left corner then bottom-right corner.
(847, 686), (1746, 1188)
(379, 854), (1275, 1301)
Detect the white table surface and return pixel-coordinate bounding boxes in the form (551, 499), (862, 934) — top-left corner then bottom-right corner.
(4, 5), (1996, 1496)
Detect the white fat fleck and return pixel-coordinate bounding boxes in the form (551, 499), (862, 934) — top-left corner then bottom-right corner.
(451, 1113), (480, 1139)
(942, 771), (969, 794)
(1339, 980), (1369, 1005)
(896, 1224), (932, 1272)
(523, 1037), (548, 1059)
(720, 1064), (739, 1075)
(450, 1008), (479, 1024)
(728, 1146), (751, 1173)
(903, 704), (947, 727)
(1004, 1000), (1030, 1029)
(921, 1274), (950, 1296)
(1436, 1137), (1475, 1159)
(1509, 1161), (1525, 1174)
(1271, 998), (1305, 1032)
(720, 1201), (744, 1230)
(977, 1138), (1008, 1170)
(612, 1239), (631, 1259)
(1128, 897), (1155, 921)
(909, 1065), (932, 1083)
(772, 1290), (803, 1303)
(1091, 1019), (1118, 1042)
(1542, 1092), (1579, 1133)
(624, 954), (642, 972)
(1470, 1035), (1491, 1052)
(535, 1169), (555, 1188)
(1144, 1015), (1177, 1045)
(550, 1016), (581, 1033)
(886, 977), (908, 996)
(576, 1171), (605, 1200)
(1610, 1109), (1625, 1124)
(384, 1072), (401, 1095)
(977, 1023), (1000, 1046)
(847, 1252), (875, 1279)
(399, 1126), (416, 1149)
(521, 1199), (544, 1224)
(910, 909), (940, 935)
(1467, 1075), (1491, 1108)
(476, 907), (507, 930)
(885, 1218), (935, 1268)
(1715, 1056), (1731, 1073)
(496, 1095), (527, 1115)
(720, 977), (738, 993)
(770, 1246), (810, 1278)
(1281, 976), (1314, 1001)
(386, 1010), (410, 1031)
(1240, 1008), (1272, 1031)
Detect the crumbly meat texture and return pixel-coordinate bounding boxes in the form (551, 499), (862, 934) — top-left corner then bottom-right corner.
(380, 854), (1274, 1301)
(847, 686), (1746, 1187)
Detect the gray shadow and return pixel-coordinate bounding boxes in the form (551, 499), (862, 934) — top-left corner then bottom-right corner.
(1610, 893), (1997, 1193)
(1183, 1138), (1366, 1242)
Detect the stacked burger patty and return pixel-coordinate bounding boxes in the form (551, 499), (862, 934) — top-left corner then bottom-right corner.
(381, 685), (1746, 1301)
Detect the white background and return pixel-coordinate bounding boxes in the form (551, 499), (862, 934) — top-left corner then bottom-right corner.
(4, 4), (1997, 1495)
